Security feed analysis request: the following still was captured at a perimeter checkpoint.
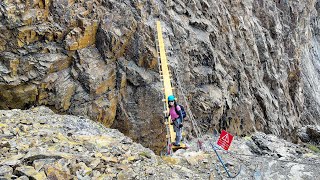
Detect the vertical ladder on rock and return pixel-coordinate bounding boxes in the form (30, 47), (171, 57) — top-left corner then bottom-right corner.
(155, 21), (187, 154)
(155, 28), (172, 155)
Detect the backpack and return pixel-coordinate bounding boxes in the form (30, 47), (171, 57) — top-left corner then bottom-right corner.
(175, 105), (186, 118)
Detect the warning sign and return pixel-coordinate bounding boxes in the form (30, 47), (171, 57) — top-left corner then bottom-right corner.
(217, 130), (234, 150)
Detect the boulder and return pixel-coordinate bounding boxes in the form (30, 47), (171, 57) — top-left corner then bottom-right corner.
(298, 125), (320, 144)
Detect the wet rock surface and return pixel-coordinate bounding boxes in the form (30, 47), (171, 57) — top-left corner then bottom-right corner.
(0, 107), (319, 179)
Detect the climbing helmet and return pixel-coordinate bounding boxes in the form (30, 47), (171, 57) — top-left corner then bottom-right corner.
(168, 95), (175, 101)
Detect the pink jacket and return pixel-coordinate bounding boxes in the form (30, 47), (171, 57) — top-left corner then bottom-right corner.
(169, 105), (181, 121)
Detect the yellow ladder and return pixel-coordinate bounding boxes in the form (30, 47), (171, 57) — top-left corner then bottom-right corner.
(156, 21), (186, 151)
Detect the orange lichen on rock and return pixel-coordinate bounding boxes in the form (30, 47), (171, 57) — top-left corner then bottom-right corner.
(65, 19), (99, 51)
(17, 26), (39, 47)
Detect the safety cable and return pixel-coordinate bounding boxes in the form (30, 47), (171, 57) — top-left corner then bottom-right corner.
(207, 142), (320, 166)
(171, 68), (203, 139)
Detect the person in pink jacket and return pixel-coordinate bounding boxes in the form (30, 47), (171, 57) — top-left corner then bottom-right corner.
(167, 95), (183, 146)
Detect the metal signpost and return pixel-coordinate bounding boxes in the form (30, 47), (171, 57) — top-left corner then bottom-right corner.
(211, 130), (241, 178)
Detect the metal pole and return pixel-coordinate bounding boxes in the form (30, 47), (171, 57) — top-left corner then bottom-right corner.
(210, 142), (232, 178)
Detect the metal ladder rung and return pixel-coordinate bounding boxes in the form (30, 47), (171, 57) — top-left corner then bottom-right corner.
(159, 71), (171, 75)
(162, 87), (175, 91)
(160, 73), (172, 76)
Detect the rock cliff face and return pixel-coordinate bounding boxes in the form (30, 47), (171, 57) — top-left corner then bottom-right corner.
(1, 0), (320, 152)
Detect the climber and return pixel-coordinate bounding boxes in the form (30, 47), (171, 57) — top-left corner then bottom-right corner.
(167, 95), (183, 146)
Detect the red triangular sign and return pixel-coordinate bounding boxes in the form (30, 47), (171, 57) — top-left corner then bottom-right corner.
(217, 130), (234, 151)
(221, 134), (229, 143)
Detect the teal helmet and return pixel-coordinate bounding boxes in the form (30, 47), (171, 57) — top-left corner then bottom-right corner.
(168, 95), (175, 101)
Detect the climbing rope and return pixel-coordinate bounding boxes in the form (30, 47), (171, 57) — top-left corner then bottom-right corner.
(171, 68), (203, 138)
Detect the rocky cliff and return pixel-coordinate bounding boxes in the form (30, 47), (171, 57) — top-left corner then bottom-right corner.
(1, 0), (320, 153)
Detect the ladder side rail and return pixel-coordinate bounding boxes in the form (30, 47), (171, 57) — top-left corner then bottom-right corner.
(156, 21), (181, 147)
(155, 25), (173, 154)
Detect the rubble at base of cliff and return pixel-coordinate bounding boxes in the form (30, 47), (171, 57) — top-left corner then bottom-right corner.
(1, 107), (320, 179)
